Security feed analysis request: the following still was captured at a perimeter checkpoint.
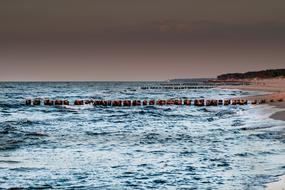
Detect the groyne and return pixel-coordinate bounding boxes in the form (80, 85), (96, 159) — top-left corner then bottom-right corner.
(24, 98), (282, 107)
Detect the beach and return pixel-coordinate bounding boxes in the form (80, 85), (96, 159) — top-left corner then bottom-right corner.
(221, 78), (285, 189)
(221, 78), (285, 121)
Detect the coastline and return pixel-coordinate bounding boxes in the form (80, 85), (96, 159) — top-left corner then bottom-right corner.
(268, 102), (285, 121)
(219, 78), (285, 122)
(220, 78), (285, 189)
(266, 175), (285, 190)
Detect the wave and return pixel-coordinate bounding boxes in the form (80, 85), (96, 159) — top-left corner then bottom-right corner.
(0, 103), (23, 109)
(215, 110), (236, 117)
(85, 131), (111, 136)
(0, 121), (49, 151)
(250, 131), (285, 141)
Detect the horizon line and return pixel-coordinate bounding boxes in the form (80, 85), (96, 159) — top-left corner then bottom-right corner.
(0, 78), (218, 83)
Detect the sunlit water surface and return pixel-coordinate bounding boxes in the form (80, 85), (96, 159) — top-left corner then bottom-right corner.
(0, 82), (284, 189)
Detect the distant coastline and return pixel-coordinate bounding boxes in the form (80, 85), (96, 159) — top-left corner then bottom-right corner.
(217, 69), (285, 80)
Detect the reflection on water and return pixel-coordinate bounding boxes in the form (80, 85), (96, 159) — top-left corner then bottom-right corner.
(0, 82), (284, 189)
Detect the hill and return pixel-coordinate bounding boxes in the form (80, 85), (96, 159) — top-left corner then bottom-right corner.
(217, 69), (285, 80)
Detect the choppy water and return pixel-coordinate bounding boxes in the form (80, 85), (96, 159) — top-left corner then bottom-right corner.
(0, 82), (285, 189)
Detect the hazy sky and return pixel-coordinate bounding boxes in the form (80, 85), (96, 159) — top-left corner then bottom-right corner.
(0, 0), (285, 81)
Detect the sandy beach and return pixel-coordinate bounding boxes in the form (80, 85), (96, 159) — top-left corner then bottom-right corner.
(221, 78), (285, 121)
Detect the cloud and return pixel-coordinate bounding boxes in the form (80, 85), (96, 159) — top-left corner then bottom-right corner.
(155, 20), (199, 33)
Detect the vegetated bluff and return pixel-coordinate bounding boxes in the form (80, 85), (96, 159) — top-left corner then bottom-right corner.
(217, 69), (285, 80)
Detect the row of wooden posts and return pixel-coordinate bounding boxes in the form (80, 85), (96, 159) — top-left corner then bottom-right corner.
(24, 98), (282, 107)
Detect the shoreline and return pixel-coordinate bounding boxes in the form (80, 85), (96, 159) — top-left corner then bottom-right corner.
(219, 79), (285, 122)
(224, 86), (285, 121)
(220, 79), (285, 189)
(266, 175), (285, 190)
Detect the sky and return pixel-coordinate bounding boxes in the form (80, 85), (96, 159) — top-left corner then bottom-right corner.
(0, 0), (285, 81)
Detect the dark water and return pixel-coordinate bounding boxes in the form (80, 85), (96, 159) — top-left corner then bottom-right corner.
(0, 82), (284, 189)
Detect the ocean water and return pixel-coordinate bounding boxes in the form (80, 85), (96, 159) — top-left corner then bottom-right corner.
(0, 82), (284, 189)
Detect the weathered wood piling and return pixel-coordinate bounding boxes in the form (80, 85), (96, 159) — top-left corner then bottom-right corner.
(25, 98), (262, 107)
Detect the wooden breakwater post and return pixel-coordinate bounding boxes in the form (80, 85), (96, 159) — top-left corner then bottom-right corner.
(25, 98), (261, 107)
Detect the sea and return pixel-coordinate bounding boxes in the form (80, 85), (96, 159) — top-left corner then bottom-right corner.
(0, 82), (284, 189)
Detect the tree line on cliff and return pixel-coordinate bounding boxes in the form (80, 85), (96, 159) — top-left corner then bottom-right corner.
(217, 69), (285, 80)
